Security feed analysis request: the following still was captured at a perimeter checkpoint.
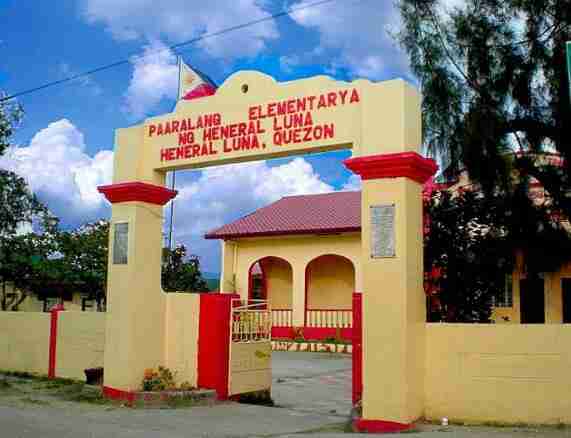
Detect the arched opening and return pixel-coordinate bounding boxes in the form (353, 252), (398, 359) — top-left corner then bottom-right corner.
(248, 257), (293, 326)
(305, 255), (355, 329)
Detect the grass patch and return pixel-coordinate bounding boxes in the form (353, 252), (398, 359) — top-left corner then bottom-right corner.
(54, 383), (111, 405)
(19, 397), (51, 406)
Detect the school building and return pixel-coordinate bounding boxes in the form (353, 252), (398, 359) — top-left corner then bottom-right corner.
(206, 188), (571, 342)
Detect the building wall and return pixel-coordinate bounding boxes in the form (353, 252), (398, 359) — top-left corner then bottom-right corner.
(17, 293), (45, 312)
(425, 324), (571, 424)
(164, 293), (201, 387)
(10, 287), (99, 313)
(0, 312), (50, 374)
(56, 312), (106, 380)
(226, 233), (361, 325)
(491, 261), (571, 324)
(306, 255), (354, 309)
(262, 258), (292, 309)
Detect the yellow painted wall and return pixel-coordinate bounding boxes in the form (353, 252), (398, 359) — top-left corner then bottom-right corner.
(0, 312), (50, 374)
(425, 324), (571, 424)
(261, 258), (292, 309)
(228, 233), (361, 325)
(360, 178), (426, 424)
(306, 255), (354, 309)
(165, 293), (201, 387)
(56, 312), (106, 380)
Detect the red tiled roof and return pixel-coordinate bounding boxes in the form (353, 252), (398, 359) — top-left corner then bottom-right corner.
(205, 191), (361, 240)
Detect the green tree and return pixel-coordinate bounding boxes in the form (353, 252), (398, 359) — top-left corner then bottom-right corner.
(56, 221), (109, 311)
(0, 92), (23, 156)
(424, 184), (571, 322)
(398, 0), (571, 206)
(0, 214), (59, 311)
(424, 189), (513, 322)
(161, 245), (209, 293)
(0, 95), (55, 310)
(399, 0), (571, 318)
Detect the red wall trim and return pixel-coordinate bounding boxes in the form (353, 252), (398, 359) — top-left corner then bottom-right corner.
(344, 152), (438, 184)
(102, 386), (136, 405)
(353, 418), (413, 433)
(48, 305), (64, 379)
(97, 182), (178, 206)
(271, 327), (294, 339)
(271, 326), (352, 341)
(352, 292), (362, 405)
(197, 293), (239, 400)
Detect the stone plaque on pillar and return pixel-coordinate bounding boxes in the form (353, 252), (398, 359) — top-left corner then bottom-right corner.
(370, 205), (395, 258)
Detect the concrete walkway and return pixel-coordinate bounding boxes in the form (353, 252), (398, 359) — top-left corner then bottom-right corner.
(271, 351), (352, 419)
(1, 352), (570, 437)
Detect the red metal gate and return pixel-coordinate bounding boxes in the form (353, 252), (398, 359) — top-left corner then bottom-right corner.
(352, 292), (362, 405)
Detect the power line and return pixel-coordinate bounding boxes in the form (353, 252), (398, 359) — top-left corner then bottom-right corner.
(0, 0), (344, 103)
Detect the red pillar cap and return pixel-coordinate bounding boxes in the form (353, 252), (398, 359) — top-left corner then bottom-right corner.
(97, 181), (178, 206)
(344, 152), (438, 184)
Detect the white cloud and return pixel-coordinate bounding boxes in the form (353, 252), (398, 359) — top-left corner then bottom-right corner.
(83, 0), (278, 59)
(124, 40), (179, 119)
(289, 0), (408, 79)
(0, 119), (343, 272)
(166, 157), (335, 272)
(173, 157), (334, 238)
(0, 119), (113, 224)
(439, 0), (466, 12)
(342, 174), (361, 191)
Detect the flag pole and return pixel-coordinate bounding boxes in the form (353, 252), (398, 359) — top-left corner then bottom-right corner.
(168, 170), (176, 250)
(168, 56), (182, 251)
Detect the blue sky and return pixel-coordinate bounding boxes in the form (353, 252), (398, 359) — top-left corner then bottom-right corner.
(0, 0), (415, 273)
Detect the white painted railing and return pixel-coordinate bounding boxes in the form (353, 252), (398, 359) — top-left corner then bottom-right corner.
(271, 309), (293, 327)
(305, 309), (353, 328)
(231, 299), (271, 343)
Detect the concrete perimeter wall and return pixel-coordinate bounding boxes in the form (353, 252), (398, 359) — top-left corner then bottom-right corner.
(425, 324), (571, 425)
(165, 294), (201, 387)
(0, 312), (50, 374)
(56, 312), (106, 380)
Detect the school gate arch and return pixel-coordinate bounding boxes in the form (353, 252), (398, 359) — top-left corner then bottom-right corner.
(97, 71), (437, 432)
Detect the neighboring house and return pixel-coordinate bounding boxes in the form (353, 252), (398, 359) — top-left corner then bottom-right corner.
(206, 191), (360, 341)
(206, 188), (571, 340)
(2, 284), (102, 313)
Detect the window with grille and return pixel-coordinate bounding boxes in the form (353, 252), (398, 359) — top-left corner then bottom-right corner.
(492, 274), (513, 308)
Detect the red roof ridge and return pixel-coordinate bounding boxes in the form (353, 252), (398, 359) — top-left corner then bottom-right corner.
(281, 190), (360, 198)
(205, 190), (362, 240)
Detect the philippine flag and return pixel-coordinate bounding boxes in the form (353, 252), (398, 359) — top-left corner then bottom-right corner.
(178, 58), (217, 101)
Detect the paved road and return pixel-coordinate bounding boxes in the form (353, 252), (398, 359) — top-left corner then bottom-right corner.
(1, 352), (570, 437)
(271, 351), (352, 419)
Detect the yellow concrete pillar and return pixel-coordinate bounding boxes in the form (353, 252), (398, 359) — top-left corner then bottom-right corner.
(342, 79), (436, 432)
(97, 126), (177, 394)
(346, 164), (436, 430)
(292, 263), (306, 327)
(100, 201), (165, 391)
